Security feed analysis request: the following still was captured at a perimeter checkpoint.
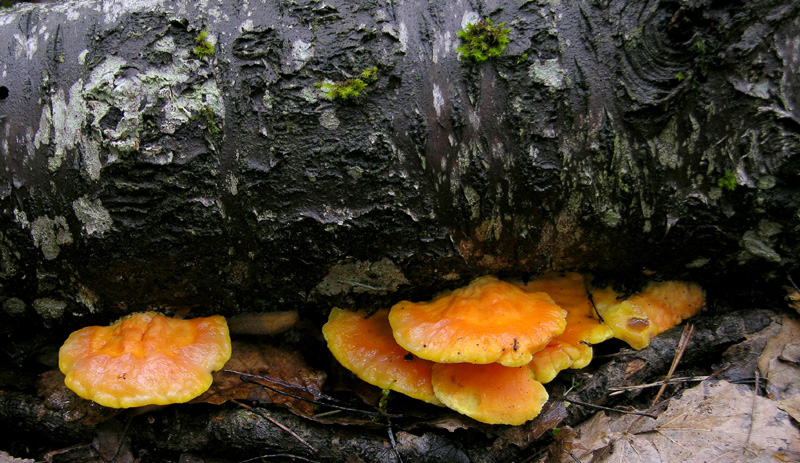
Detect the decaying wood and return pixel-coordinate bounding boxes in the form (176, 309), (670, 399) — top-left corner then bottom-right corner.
(0, 0), (798, 332)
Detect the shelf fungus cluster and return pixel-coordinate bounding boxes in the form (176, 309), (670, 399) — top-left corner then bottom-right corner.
(323, 273), (704, 425)
(58, 312), (231, 408)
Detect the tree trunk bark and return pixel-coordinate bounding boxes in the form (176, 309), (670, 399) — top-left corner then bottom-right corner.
(1, 0), (798, 325)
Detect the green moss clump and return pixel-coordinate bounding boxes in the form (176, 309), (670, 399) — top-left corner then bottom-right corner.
(317, 67), (378, 102)
(193, 31), (215, 57)
(456, 19), (511, 62)
(717, 172), (737, 191)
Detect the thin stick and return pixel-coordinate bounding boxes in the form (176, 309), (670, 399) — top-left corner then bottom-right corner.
(788, 275), (800, 292)
(237, 454), (321, 463)
(232, 400), (317, 454)
(745, 371), (760, 453)
(223, 369), (326, 400)
(609, 375), (710, 395)
(651, 323), (694, 407)
(109, 417), (132, 463)
(563, 397), (658, 419)
(583, 278), (605, 324)
(386, 422), (403, 463)
(236, 375), (394, 418)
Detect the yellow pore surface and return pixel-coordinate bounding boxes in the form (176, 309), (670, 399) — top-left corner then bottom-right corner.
(431, 362), (548, 425)
(515, 272), (614, 382)
(322, 308), (441, 405)
(593, 281), (705, 350)
(58, 312), (231, 408)
(389, 276), (567, 367)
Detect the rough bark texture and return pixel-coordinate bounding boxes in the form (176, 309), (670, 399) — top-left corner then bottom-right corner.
(0, 0), (799, 459)
(1, 0), (798, 328)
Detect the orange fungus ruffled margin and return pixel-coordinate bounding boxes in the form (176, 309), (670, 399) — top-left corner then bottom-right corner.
(388, 276), (568, 367)
(515, 272), (614, 383)
(58, 312), (231, 408)
(322, 307), (441, 405)
(592, 281), (704, 350)
(431, 362), (548, 426)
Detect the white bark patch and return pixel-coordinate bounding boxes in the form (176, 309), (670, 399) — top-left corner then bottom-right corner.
(50, 80), (86, 171)
(433, 84), (444, 119)
(529, 59), (570, 89)
(313, 258), (409, 296)
(461, 11), (480, 30)
(290, 39), (314, 71)
(432, 30), (452, 64)
(30, 216), (73, 260)
(34, 105), (52, 149)
(13, 33), (37, 60)
(72, 196), (113, 236)
(319, 109), (340, 130)
(102, 0), (166, 24)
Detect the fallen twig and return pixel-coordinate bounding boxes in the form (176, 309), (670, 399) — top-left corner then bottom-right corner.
(230, 371), (399, 418)
(563, 397), (657, 419)
(651, 323), (693, 407)
(237, 453), (321, 463)
(232, 400), (317, 454)
(745, 371), (760, 455)
(608, 375), (711, 396)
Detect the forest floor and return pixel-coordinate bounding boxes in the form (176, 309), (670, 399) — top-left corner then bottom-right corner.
(2, 290), (800, 463)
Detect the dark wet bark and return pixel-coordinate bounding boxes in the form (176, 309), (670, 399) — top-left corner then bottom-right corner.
(1, 0), (798, 329)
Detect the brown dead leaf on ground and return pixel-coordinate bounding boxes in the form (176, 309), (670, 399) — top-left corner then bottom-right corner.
(557, 380), (800, 463)
(757, 316), (800, 423)
(192, 341), (326, 418)
(785, 285), (800, 315)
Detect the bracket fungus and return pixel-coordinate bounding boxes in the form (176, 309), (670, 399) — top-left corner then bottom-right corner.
(323, 274), (704, 426)
(515, 272), (614, 383)
(431, 362), (547, 426)
(592, 281), (704, 350)
(322, 307), (441, 405)
(388, 276), (568, 367)
(58, 312), (231, 408)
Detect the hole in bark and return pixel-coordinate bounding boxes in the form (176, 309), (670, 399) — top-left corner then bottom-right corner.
(0, 86), (8, 100)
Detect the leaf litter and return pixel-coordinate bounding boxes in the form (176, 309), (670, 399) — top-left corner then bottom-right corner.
(553, 379), (800, 463)
(192, 340), (326, 418)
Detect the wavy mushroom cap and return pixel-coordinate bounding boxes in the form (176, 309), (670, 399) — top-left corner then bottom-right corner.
(593, 281), (705, 350)
(59, 312), (231, 408)
(322, 307), (441, 405)
(515, 272), (614, 382)
(389, 276), (568, 367)
(431, 362), (548, 425)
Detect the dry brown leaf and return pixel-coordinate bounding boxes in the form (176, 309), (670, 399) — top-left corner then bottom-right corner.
(785, 286), (800, 315)
(757, 317), (800, 422)
(35, 370), (121, 425)
(193, 341), (326, 417)
(563, 380), (800, 463)
(718, 322), (781, 382)
(491, 400), (568, 448)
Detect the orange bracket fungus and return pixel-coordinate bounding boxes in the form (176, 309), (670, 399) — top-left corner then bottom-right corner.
(388, 276), (568, 367)
(322, 307), (441, 405)
(58, 312), (232, 408)
(515, 272), (614, 383)
(323, 274), (705, 426)
(431, 362), (548, 426)
(592, 281), (704, 350)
